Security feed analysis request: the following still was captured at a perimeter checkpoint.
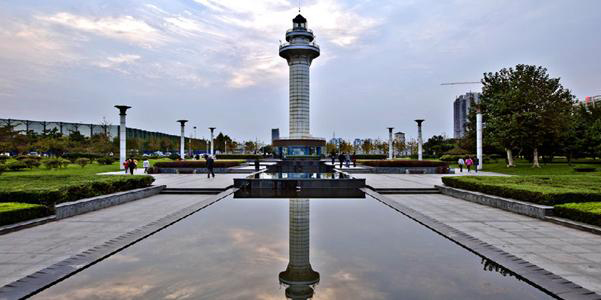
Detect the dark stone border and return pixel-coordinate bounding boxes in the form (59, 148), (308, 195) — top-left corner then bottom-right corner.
(55, 185), (165, 219)
(362, 188), (601, 300)
(0, 216), (56, 236)
(436, 185), (553, 219)
(0, 188), (236, 300)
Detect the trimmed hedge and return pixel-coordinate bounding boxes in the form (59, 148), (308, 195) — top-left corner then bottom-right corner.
(154, 160), (243, 169)
(62, 153), (103, 162)
(359, 160), (449, 168)
(97, 157), (117, 165)
(0, 175), (155, 206)
(442, 176), (601, 206)
(440, 154), (475, 162)
(554, 202), (601, 227)
(216, 154), (261, 160)
(0, 164), (5, 175)
(7, 161), (27, 171)
(351, 154), (387, 160)
(0, 202), (51, 226)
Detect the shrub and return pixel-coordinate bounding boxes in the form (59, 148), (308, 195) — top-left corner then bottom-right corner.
(168, 153), (181, 160)
(444, 148), (469, 155)
(43, 158), (62, 169)
(62, 152), (102, 163)
(441, 176), (601, 206)
(59, 158), (70, 168)
(554, 202), (601, 227)
(215, 154), (261, 160)
(0, 175), (155, 206)
(16, 155), (42, 161)
(97, 157), (116, 165)
(0, 202), (51, 226)
(22, 158), (42, 169)
(0, 156), (9, 164)
(7, 161), (27, 171)
(0, 164), (5, 175)
(351, 154), (387, 160)
(359, 160), (449, 168)
(440, 154), (475, 162)
(75, 157), (91, 168)
(154, 160), (243, 169)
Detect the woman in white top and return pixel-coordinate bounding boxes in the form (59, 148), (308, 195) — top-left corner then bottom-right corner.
(457, 158), (465, 173)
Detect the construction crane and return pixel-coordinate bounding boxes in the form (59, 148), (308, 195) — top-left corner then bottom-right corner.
(441, 80), (483, 171)
(440, 81), (480, 86)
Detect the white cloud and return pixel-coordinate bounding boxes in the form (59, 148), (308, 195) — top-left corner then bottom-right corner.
(38, 12), (166, 47)
(94, 54), (141, 71)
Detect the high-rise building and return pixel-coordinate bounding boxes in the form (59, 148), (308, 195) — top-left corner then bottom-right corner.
(453, 92), (481, 138)
(271, 128), (280, 143)
(585, 95), (601, 108)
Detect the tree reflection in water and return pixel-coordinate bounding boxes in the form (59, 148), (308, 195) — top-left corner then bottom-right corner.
(481, 258), (521, 281)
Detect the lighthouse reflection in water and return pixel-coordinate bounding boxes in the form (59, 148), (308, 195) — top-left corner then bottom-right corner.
(279, 199), (319, 299)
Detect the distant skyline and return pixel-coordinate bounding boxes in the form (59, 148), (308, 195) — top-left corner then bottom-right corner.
(1, 0), (600, 143)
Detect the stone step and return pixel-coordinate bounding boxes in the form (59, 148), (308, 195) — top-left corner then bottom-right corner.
(160, 188), (227, 195)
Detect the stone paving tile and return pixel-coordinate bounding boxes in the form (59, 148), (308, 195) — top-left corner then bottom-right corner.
(354, 171), (506, 189)
(388, 193), (601, 295)
(0, 194), (210, 288)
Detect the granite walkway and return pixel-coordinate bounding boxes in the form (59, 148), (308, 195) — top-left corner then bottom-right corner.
(0, 194), (211, 288)
(353, 172), (506, 189)
(387, 193), (601, 295)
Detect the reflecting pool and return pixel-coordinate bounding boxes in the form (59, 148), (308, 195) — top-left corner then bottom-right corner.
(34, 195), (552, 299)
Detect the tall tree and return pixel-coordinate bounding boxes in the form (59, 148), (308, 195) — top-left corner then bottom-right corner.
(481, 65), (575, 167)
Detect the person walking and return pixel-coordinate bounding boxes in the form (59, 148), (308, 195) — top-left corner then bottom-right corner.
(143, 159), (150, 174)
(123, 159), (129, 174)
(465, 157), (473, 173)
(128, 158), (136, 175)
(338, 153), (345, 168)
(331, 151), (336, 166)
(206, 155), (215, 178)
(345, 153), (351, 168)
(474, 157), (479, 173)
(352, 152), (357, 168)
(457, 157), (465, 173)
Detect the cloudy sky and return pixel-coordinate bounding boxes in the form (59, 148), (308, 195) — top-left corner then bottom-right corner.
(1, 0), (600, 142)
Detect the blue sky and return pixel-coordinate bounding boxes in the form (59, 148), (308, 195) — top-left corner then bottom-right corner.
(1, 0), (600, 142)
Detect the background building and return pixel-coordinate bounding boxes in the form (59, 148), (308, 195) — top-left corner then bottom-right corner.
(271, 128), (280, 143)
(585, 95), (601, 108)
(453, 92), (481, 138)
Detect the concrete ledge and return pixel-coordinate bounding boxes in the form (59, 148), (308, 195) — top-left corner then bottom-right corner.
(0, 215), (56, 236)
(55, 185), (165, 219)
(436, 185), (553, 219)
(545, 216), (601, 236)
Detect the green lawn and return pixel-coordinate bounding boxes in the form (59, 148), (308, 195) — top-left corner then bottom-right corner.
(481, 160), (601, 176)
(0, 158), (176, 177)
(441, 175), (601, 205)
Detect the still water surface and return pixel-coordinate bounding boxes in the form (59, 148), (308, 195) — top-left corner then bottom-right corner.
(34, 195), (552, 299)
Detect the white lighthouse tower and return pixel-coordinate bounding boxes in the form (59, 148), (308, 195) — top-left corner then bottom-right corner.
(273, 14), (325, 157)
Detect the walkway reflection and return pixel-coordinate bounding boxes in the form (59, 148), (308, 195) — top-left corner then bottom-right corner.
(279, 199), (320, 299)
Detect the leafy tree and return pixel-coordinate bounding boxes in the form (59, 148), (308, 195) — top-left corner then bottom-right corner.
(423, 135), (455, 158)
(339, 140), (353, 153)
(481, 65), (574, 167)
(361, 139), (373, 154)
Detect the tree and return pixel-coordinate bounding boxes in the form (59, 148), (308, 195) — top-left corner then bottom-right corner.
(339, 140), (353, 153)
(423, 135), (455, 158)
(481, 65), (575, 167)
(393, 139), (406, 157)
(361, 139), (373, 154)
(244, 141), (256, 153)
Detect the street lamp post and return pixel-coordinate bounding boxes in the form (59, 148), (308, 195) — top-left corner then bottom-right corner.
(415, 119), (424, 161)
(209, 127), (216, 156)
(476, 107), (483, 170)
(177, 120), (188, 159)
(387, 127), (394, 160)
(114, 105), (131, 170)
